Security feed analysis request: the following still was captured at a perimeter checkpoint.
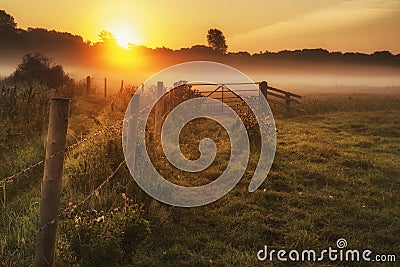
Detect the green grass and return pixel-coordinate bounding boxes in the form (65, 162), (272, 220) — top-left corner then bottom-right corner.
(127, 108), (399, 266)
(1, 91), (400, 266)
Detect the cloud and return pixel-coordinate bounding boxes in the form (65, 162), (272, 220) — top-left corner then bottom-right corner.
(228, 1), (400, 53)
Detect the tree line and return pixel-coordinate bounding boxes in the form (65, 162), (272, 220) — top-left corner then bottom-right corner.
(1, 9), (399, 68)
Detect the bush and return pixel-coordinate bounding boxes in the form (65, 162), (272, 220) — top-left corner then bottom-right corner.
(11, 53), (73, 90)
(60, 195), (151, 266)
(0, 53), (78, 136)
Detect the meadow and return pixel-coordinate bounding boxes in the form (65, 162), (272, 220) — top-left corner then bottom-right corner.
(0, 84), (399, 266)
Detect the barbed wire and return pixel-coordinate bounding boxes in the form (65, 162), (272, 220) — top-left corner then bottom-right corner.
(1, 159), (45, 184)
(1, 93), (140, 264)
(3, 159), (127, 265)
(0, 122), (123, 185)
(42, 159), (126, 235)
(1, 84), (262, 186)
(0, 101), (148, 186)
(2, 83), (266, 265)
(62, 159), (126, 215)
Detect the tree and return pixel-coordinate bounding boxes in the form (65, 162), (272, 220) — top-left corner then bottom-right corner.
(0, 9), (17, 32)
(12, 53), (72, 89)
(207, 28), (228, 54)
(98, 30), (116, 43)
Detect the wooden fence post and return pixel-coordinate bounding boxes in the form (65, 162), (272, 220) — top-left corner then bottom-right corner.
(86, 76), (91, 95)
(120, 80), (124, 93)
(104, 78), (107, 98)
(35, 98), (70, 267)
(259, 81), (268, 111)
(166, 88), (176, 114)
(221, 85), (224, 112)
(285, 93), (291, 111)
(127, 94), (140, 171)
(154, 81), (164, 137)
(259, 81), (268, 100)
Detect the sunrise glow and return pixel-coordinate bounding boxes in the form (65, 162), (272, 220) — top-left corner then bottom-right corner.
(2, 0), (399, 53)
(113, 28), (137, 49)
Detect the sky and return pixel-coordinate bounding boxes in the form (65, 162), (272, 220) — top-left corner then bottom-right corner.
(2, 0), (400, 53)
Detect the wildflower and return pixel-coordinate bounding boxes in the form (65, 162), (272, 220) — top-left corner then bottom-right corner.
(95, 216), (105, 223)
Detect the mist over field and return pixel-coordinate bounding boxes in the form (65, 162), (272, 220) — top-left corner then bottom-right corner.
(1, 10), (399, 94)
(2, 50), (399, 97)
(2, 54), (399, 96)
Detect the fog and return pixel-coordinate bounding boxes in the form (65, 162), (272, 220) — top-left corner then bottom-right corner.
(1, 57), (399, 96)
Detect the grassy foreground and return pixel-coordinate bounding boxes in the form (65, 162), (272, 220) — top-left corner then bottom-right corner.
(1, 92), (399, 266)
(131, 108), (400, 266)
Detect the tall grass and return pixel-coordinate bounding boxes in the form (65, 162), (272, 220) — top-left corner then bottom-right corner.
(301, 92), (400, 115)
(1, 88), (400, 266)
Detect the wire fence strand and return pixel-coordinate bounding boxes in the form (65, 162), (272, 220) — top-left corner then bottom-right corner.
(62, 159), (126, 215)
(0, 122), (123, 185)
(3, 159), (127, 265)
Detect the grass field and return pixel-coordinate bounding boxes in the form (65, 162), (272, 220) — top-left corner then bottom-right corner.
(1, 89), (399, 266)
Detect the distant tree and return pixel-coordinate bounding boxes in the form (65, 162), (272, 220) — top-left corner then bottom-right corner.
(98, 30), (116, 43)
(207, 28), (228, 54)
(0, 9), (17, 32)
(189, 45), (214, 54)
(25, 27), (85, 45)
(234, 51), (251, 57)
(372, 51), (393, 58)
(12, 53), (72, 89)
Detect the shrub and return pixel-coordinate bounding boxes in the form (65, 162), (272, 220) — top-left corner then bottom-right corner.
(60, 195), (151, 266)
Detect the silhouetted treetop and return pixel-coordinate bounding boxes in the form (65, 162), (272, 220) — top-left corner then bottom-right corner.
(0, 9), (16, 32)
(0, 9), (398, 69)
(98, 30), (116, 44)
(11, 53), (72, 89)
(26, 28), (84, 43)
(207, 28), (228, 54)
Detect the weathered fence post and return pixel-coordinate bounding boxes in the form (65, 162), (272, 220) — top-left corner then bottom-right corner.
(86, 76), (91, 95)
(285, 93), (291, 111)
(257, 81), (267, 115)
(127, 94), (140, 172)
(120, 80), (124, 93)
(35, 98), (70, 267)
(259, 81), (268, 100)
(221, 85), (224, 112)
(104, 78), (107, 98)
(154, 81), (164, 136)
(168, 88), (176, 114)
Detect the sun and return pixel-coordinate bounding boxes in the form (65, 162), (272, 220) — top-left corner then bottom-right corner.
(115, 33), (133, 49)
(112, 27), (137, 49)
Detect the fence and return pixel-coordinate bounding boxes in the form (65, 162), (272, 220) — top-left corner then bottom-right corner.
(82, 77), (303, 113)
(1, 99), (128, 266)
(1, 79), (302, 266)
(85, 76), (126, 98)
(259, 81), (304, 112)
(152, 80), (304, 122)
